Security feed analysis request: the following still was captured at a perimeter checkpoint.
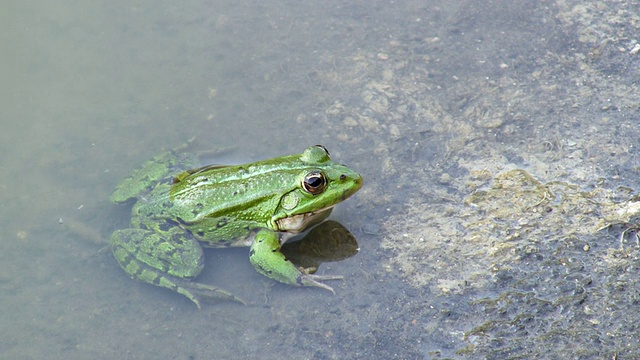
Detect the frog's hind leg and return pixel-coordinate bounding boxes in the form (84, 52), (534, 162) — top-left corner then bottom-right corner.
(110, 228), (243, 308)
(110, 151), (201, 204)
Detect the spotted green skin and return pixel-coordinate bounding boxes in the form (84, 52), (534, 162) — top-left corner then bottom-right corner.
(109, 145), (363, 308)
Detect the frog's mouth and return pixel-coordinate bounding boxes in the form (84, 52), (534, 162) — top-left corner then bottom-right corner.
(276, 206), (334, 233)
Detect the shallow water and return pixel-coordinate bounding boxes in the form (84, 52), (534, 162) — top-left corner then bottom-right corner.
(3, 0), (640, 358)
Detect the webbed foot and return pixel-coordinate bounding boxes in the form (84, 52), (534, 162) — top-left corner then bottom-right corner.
(110, 228), (244, 309)
(172, 278), (246, 309)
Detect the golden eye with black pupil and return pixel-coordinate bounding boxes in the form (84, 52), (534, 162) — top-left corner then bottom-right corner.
(303, 171), (327, 195)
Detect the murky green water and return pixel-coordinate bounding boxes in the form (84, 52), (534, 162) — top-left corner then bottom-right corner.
(3, 0), (640, 358)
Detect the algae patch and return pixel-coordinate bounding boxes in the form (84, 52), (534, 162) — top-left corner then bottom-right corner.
(382, 168), (640, 294)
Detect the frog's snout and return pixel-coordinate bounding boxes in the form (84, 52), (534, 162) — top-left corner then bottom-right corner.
(341, 170), (363, 198)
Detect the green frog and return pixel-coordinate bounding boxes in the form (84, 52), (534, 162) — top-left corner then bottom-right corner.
(109, 145), (363, 308)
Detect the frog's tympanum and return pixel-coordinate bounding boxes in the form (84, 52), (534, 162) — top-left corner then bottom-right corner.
(109, 145), (363, 308)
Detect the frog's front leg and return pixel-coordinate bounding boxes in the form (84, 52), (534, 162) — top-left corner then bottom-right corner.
(249, 229), (343, 292)
(110, 228), (243, 308)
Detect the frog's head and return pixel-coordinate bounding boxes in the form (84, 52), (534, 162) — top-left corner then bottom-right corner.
(274, 145), (363, 233)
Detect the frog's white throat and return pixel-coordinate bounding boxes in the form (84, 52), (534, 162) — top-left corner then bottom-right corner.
(275, 206), (335, 233)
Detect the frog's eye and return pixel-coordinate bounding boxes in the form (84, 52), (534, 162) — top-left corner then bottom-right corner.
(313, 144), (330, 156)
(303, 171), (327, 195)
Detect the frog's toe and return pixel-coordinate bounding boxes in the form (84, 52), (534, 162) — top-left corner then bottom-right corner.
(181, 281), (246, 308)
(298, 273), (344, 294)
